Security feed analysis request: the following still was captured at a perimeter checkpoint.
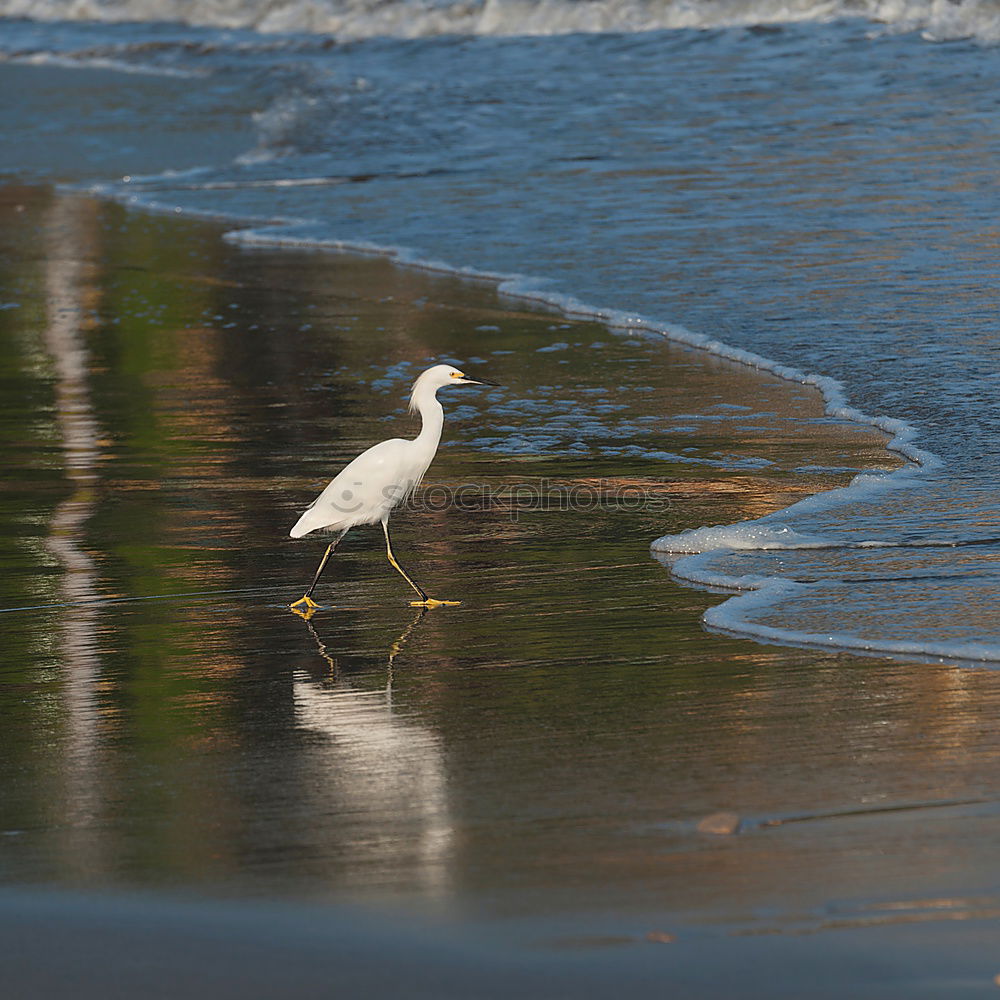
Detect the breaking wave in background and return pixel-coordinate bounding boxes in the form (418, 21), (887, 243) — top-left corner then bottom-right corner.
(4, 0), (1000, 41)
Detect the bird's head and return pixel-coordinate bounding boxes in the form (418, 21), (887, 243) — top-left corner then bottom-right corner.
(409, 364), (498, 411)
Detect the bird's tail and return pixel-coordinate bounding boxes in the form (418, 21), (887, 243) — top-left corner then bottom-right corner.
(290, 504), (339, 539)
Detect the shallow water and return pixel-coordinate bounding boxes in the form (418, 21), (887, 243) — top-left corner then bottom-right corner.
(6, 187), (1000, 969)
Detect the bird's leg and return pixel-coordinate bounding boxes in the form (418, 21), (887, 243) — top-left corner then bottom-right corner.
(290, 531), (346, 612)
(381, 520), (460, 609)
(381, 519), (427, 601)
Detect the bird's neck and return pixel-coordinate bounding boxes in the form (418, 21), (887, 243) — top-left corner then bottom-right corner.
(413, 389), (444, 450)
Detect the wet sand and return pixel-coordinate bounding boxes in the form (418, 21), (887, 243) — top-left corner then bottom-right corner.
(5, 184), (1000, 995)
(5, 888), (1000, 999)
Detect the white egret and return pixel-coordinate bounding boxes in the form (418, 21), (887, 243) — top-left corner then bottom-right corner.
(289, 364), (497, 613)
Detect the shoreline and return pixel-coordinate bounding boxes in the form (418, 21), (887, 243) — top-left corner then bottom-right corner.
(5, 182), (1000, 999)
(123, 192), (926, 662)
(10, 176), (907, 622)
(0, 54), (931, 662)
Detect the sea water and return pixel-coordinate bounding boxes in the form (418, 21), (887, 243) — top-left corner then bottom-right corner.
(3, 1), (1000, 664)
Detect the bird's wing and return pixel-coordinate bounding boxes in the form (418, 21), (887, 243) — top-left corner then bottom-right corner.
(289, 439), (416, 538)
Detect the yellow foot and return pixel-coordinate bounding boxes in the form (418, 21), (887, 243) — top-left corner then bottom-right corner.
(409, 598), (462, 608)
(290, 596), (323, 621)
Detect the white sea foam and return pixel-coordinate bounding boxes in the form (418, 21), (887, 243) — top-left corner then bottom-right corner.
(702, 581), (1000, 666)
(4, 0), (1000, 42)
(653, 523), (830, 554)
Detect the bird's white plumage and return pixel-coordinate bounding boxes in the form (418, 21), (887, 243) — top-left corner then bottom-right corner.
(289, 436), (435, 537)
(288, 363), (496, 610)
(289, 364), (480, 539)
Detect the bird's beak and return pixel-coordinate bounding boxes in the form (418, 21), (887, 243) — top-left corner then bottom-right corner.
(458, 375), (499, 386)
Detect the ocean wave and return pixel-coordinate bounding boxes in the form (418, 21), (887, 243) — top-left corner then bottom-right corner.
(4, 0), (1000, 42)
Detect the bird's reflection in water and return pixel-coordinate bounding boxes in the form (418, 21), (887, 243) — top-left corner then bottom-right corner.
(293, 609), (454, 901)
